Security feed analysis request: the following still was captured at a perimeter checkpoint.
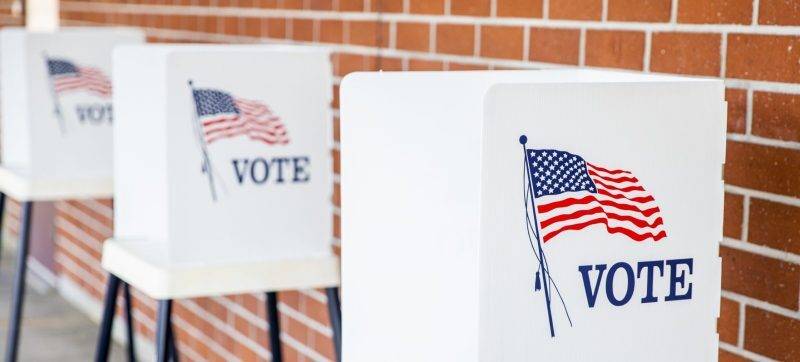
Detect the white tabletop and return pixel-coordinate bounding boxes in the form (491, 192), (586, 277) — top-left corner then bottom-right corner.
(102, 238), (341, 299)
(0, 165), (113, 201)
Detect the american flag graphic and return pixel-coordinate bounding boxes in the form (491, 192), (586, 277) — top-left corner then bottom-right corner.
(527, 149), (667, 243)
(191, 88), (289, 146)
(46, 58), (111, 98)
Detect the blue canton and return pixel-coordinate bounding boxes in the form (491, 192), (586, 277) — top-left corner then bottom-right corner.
(192, 89), (240, 117)
(47, 59), (78, 76)
(527, 149), (596, 198)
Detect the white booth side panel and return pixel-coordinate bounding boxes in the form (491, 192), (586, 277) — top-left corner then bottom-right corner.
(340, 73), (489, 362)
(0, 30), (31, 170)
(113, 46), (172, 243)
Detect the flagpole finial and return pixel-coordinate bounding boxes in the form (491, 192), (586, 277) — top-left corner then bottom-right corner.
(519, 135), (528, 145)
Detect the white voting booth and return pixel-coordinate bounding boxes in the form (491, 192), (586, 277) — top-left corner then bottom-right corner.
(340, 70), (725, 361)
(0, 27), (143, 197)
(0, 27), (143, 362)
(101, 44), (340, 362)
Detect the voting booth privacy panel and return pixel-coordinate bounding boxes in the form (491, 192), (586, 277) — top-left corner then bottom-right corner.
(340, 70), (725, 361)
(112, 45), (333, 271)
(0, 27), (144, 181)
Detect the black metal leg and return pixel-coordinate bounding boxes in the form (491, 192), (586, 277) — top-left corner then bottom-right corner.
(325, 287), (342, 362)
(94, 274), (122, 362)
(166, 317), (178, 362)
(0, 192), (6, 255)
(4, 201), (32, 362)
(266, 292), (283, 362)
(123, 283), (136, 362)
(155, 300), (172, 362)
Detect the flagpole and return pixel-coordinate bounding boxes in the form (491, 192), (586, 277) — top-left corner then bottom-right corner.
(520, 135), (555, 338)
(188, 80), (218, 202)
(43, 52), (66, 134)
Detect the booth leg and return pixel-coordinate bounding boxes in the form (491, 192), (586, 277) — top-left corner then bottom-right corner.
(266, 292), (283, 362)
(166, 317), (178, 362)
(4, 201), (32, 362)
(95, 274), (122, 362)
(155, 300), (172, 362)
(326, 287), (342, 362)
(0, 192), (6, 254)
(123, 283), (137, 362)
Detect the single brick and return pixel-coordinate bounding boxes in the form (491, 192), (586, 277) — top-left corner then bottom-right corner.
(748, 198), (800, 255)
(608, 0), (671, 22)
(718, 297), (739, 345)
(726, 88), (747, 134)
(409, 0), (445, 14)
(759, 0), (800, 26)
(281, 0), (304, 9)
(222, 16), (239, 35)
(335, 53), (373, 76)
(333, 181), (341, 207)
(745, 306), (800, 361)
(320, 20), (343, 43)
(309, 0), (332, 10)
(347, 21), (389, 47)
(379, 57), (404, 71)
(409, 58), (444, 70)
(451, 0), (491, 16)
(396, 22), (430, 52)
(549, 0), (602, 20)
(266, 18), (286, 39)
(678, 0), (752, 24)
(338, 0), (364, 11)
(725, 140), (800, 198)
(480, 25), (524, 60)
(650, 32), (721, 76)
(258, 0), (279, 7)
(723, 192), (743, 239)
(291, 18), (314, 41)
(585, 30), (645, 70)
(333, 213), (341, 239)
(753, 91), (800, 142)
(243, 17), (261, 37)
(720, 246), (800, 310)
(727, 34), (800, 83)
(497, 0), (543, 18)
(436, 24), (475, 56)
(372, 0), (404, 12)
(529, 27), (580, 65)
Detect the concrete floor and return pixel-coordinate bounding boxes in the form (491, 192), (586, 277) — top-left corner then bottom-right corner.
(0, 252), (126, 361)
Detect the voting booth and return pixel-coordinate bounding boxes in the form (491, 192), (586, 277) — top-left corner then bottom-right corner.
(0, 27), (144, 362)
(340, 70), (725, 361)
(0, 27), (143, 188)
(98, 44), (340, 362)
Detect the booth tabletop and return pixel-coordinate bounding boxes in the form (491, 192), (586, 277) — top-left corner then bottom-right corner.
(0, 165), (113, 201)
(101, 239), (341, 300)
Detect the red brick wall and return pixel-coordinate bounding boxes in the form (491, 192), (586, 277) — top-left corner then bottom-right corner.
(0, 0), (798, 360)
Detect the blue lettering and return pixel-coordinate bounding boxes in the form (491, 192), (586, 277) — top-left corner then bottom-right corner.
(231, 159), (249, 184)
(578, 264), (607, 308)
(665, 258), (693, 301)
(637, 260), (664, 303)
(292, 156), (310, 183)
(606, 262), (635, 306)
(250, 158), (270, 184)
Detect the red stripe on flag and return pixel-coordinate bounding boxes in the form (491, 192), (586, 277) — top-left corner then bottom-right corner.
(537, 194), (661, 217)
(542, 217), (667, 242)
(586, 163), (630, 175)
(588, 169), (639, 183)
